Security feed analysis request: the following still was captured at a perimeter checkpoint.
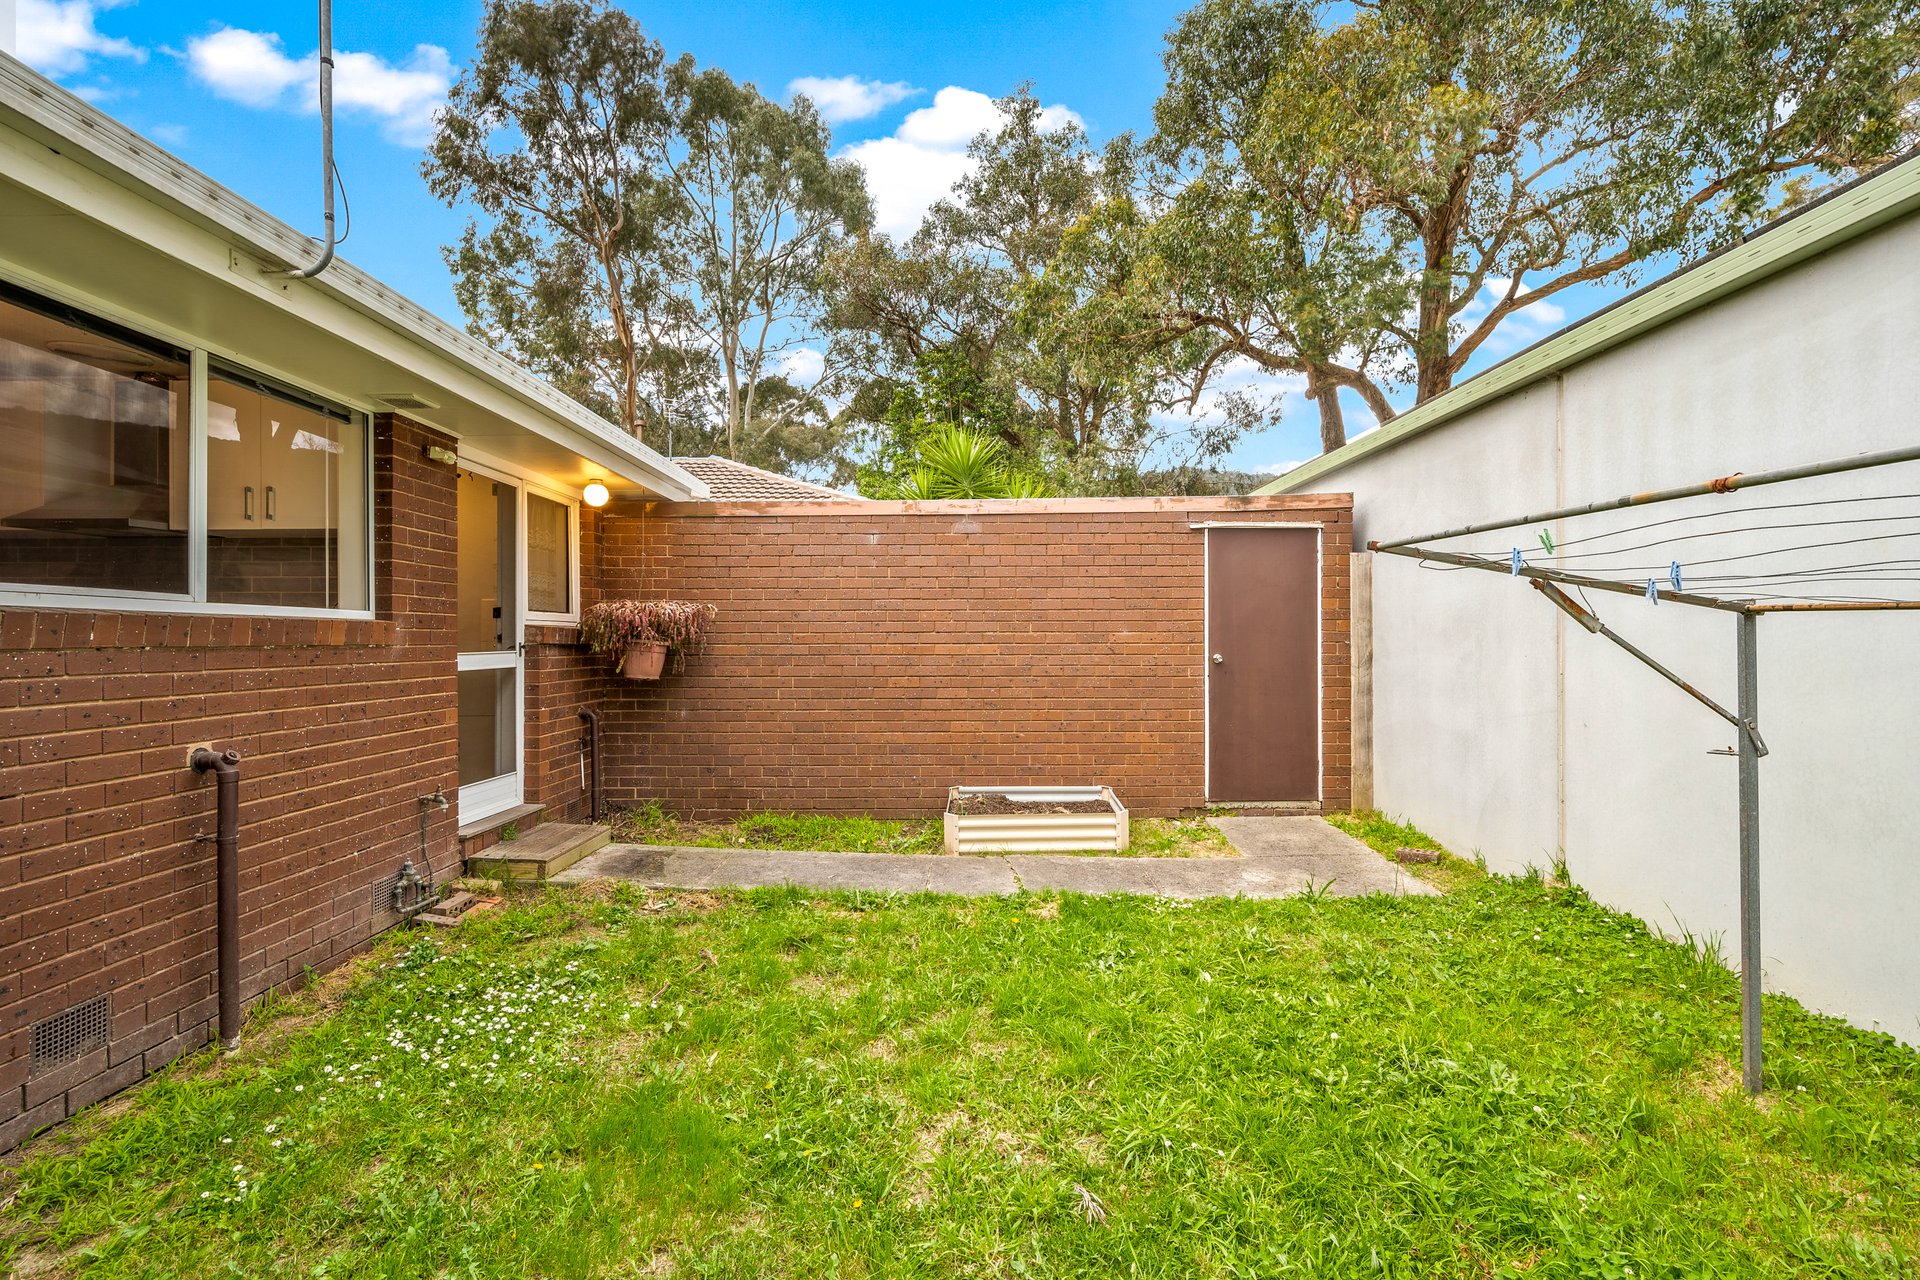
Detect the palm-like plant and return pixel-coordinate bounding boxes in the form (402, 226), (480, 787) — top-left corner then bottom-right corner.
(871, 425), (1053, 499)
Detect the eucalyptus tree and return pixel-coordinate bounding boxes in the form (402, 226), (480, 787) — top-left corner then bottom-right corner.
(1031, 0), (1409, 455)
(426, 0), (871, 457)
(650, 65), (871, 459)
(425, 0), (679, 436)
(827, 90), (1170, 464)
(1146, 0), (1920, 438)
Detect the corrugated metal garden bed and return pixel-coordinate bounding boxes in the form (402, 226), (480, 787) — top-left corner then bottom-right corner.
(942, 786), (1129, 855)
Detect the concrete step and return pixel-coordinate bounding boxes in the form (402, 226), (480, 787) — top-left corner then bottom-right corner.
(467, 822), (613, 882)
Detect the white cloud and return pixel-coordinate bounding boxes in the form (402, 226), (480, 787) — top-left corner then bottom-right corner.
(841, 86), (1085, 240)
(773, 348), (825, 386)
(1253, 460), (1305, 476)
(185, 27), (306, 107)
(150, 123), (188, 147)
(839, 135), (978, 239)
(331, 46), (456, 143)
(184, 26), (454, 146)
(17, 0), (144, 77)
(894, 86), (1004, 149)
(787, 74), (918, 125)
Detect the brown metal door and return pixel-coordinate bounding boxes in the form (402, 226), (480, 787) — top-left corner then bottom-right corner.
(1206, 526), (1319, 802)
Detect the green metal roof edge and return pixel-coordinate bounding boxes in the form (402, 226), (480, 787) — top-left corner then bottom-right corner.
(1260, 154), (1920, 494)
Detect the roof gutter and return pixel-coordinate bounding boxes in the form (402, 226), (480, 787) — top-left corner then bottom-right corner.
(1263, 153), (1920, 494)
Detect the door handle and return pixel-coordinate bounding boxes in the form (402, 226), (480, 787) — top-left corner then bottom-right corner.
(1211, 653), (1224, 664)
(265, 485), (277, 521)
(243, 485), (254, 520)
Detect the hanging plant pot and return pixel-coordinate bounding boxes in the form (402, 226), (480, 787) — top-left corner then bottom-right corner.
(582, 600), (717, 680)
(620, 643), (668, 680)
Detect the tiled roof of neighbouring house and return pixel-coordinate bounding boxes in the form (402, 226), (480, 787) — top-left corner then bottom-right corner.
(670, 457), (854, 501)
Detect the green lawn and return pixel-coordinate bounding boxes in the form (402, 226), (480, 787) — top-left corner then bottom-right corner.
(4, 877), (1918, 1278)
(612, 802), (1238, 858)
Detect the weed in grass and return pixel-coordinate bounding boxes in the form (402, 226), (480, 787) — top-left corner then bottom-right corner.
(4, 880), (1918, 1278)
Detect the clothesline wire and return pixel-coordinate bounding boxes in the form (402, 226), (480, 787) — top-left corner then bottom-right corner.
(1412, 545), (1920, 606)
(1496, 511), (1920, 565)
(1533, 529), (1920, 578)
(1452, 490), (1920, 554)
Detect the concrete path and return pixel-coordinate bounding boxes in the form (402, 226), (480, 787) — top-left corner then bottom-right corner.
(552, 816), (1439, 900)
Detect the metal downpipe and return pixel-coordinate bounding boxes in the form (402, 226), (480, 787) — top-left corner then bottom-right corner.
(190, 747), (243, 1049)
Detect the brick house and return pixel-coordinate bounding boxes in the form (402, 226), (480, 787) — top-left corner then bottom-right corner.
(0, 58), (1350, 1149)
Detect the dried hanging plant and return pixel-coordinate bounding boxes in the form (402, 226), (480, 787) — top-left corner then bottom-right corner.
(580, 600), (717, 672)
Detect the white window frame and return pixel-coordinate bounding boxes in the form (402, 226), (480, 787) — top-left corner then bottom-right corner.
(522, 481), (581, 626)
(0, 268), (377, 620)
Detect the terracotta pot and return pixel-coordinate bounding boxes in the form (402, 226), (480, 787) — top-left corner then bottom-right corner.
(620, 643), (668, 680)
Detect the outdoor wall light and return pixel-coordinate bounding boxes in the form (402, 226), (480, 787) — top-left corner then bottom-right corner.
(582, 479), (611, 507)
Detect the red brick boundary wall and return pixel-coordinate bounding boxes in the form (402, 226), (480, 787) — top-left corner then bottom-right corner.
(0, 416), (462, 1152)
(570, 496), (1352, 818)
(0, 480), (1349, 1153)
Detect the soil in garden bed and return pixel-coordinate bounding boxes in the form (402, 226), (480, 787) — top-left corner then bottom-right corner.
(950, 793), (1114, 816)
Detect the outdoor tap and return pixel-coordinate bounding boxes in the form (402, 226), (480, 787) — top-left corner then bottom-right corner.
(418, 788), (449, 811)
(393, 857), (427, 913)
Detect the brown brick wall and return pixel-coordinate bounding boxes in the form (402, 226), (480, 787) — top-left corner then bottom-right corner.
(522, 626), (597, 827)
(0, 414), (461, 1152)
(514, 505), (608, 830)
(564, 497), (1352, 819)
(1, 472), (1350, 1153)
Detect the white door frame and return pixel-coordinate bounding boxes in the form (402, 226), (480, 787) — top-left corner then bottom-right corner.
(455, 457), (526, 824)
(1195, 522), (1325, 804)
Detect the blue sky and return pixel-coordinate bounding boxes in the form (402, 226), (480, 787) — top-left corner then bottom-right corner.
(13, 0), (1642, 474)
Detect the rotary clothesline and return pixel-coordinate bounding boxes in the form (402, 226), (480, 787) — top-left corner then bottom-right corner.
(1366, 442), (1920, 1095)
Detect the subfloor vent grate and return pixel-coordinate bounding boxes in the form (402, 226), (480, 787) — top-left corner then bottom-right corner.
(371, 871), (402, 921)
(373, 869), (435, 922)
(30, 995), (109, 1076)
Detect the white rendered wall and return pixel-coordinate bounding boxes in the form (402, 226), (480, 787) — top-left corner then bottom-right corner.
(1327, 209), (1920, 1045)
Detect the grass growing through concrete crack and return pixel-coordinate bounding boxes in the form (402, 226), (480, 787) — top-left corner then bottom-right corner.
(4, 879), (1918, 1278)
(614, 802), (1237, 858)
